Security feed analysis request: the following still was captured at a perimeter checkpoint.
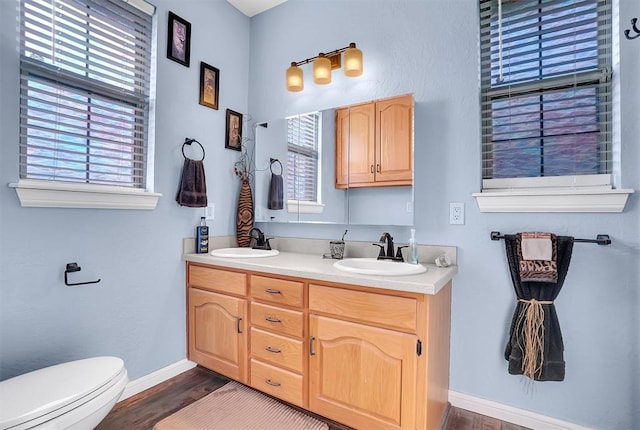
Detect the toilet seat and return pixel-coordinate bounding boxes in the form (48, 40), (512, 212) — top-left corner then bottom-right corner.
(0, 357), (126, 430)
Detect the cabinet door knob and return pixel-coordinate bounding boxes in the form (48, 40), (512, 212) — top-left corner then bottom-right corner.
(265, 378), (281, 387)
(265, 288), (281, 294)
(236, 317), (243, 334)
(370, 164), (374, 173)
(376, 164), (381, 173)
(265, 315), (281, 323)
(265, 346), (282, 354)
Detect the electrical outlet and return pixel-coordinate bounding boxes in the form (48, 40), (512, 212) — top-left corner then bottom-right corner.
(449, 202), (464, 225)
(205, 204), (215, 220)
(406, 202), (413, 213)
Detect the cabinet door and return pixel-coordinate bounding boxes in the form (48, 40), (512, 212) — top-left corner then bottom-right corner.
(309, 315), (417, 430)
(347, 102), (376, 185)
(188, 288), (247, 382)
(375, 94), (413, 184)
(335, 107), (350, 188)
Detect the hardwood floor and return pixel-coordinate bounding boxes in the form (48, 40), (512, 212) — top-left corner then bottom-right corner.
(97, 366), (529, 430)
(96, 366), (228, 430)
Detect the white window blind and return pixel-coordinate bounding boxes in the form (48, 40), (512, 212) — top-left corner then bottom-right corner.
(480, 0), (612, 181)
(19, 0), (154, 189)
(287, 112), (321, 203)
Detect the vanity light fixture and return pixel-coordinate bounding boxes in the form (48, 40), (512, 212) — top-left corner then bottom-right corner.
(286, 42), (363, 92)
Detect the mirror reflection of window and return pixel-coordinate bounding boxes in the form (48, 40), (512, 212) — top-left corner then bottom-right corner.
(287, 112), (321, 206)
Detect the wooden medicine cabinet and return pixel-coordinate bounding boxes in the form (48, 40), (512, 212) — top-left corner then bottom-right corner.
(336, 93), (414, 189)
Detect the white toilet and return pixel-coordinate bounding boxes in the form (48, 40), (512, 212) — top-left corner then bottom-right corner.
(0, 356), (128, 430)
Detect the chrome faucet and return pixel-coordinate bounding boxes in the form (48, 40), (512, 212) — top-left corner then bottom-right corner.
(374, 232), (405, 262)
(248, 227), (272, 250)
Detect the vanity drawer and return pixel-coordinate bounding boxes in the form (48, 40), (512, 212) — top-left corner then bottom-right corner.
(251, 328), (303, 373)
(309, 284), (417, 332)
(250, 359), (303, 407)
(188, 264), (246, 296)
(251, 302), (303, 338)
(250, 275), (303, 308)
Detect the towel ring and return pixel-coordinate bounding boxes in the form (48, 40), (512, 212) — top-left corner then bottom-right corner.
(270, 158), (283, 175)
(182, 138), (205, 161)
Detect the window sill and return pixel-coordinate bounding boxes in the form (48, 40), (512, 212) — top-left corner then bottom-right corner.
(9, 180), (162, 210)
(287, 200), (325, 214)
(472, 187), (634, 213)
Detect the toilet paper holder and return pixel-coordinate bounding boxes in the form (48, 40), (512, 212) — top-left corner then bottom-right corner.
(64, 262), (101, 286)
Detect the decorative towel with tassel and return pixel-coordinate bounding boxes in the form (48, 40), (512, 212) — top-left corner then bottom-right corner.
(517, 232), (558, 283)
(503, 234), (574, 381)
(176, 159), (208, 207)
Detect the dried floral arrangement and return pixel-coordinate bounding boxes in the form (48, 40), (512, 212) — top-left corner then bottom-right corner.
(233, 115), (255, 182)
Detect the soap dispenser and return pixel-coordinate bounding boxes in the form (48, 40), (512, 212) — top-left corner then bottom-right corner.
(196, 217), (209, 254)
(408, 228), (419, 264)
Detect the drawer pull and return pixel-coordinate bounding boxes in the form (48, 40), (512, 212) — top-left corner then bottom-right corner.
(265, 288), (282, 294)
(265, 378), (281, 387)
(265, 315), (281, 323)
(265, 346), (282, 354)
(309, 336), (316, 356)
(236, 317), (243, 334)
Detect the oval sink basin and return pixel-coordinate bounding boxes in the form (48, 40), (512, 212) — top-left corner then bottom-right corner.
(333, 258), (427, 276)
(209, 248), (279, 258)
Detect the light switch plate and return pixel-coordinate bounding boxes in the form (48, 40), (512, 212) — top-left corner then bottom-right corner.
(205, 204), (215, 220)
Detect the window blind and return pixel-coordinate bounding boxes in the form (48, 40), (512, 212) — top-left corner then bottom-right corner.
(19, 0), (154, 188)
(480, 0), (612, 181)
(287, 112), (320, 202)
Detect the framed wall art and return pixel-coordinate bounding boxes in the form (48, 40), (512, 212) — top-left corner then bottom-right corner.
(167, 12), (191, 67)
(225, 109), (243, 151)
(199, 62), (220, 110)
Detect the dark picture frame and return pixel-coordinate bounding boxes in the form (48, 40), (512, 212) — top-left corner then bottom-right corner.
(225, 109), (243, 151)
(167, 12), (191, 67)
(199, 62), (220, 110)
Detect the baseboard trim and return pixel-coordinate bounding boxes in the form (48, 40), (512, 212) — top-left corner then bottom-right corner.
(448, 391), (593, 430)
(120, 359), (197, 401)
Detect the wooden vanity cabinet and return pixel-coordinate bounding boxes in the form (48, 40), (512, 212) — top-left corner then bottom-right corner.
(186, 264), (248, 383)
(186, 262), (452, 430)
(335, 94), (414, 189)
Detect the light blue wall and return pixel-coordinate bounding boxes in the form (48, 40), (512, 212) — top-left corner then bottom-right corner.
(0, 0), (250, 380)
(247, 1), (639, 429)
(0, 0), (638, 428)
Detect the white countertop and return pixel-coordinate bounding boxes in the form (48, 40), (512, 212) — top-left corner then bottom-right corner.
(183, 251), (457, 295)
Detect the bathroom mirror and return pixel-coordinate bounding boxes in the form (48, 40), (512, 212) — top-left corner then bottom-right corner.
(254, 95), (414, 226)
(254, 110), (349, 224)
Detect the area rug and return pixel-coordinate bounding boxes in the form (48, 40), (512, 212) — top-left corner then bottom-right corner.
(153, 381), (328, 430)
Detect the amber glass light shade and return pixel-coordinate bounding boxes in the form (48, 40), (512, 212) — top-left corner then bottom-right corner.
(286, 62), (304, 92)
(344, 42), (363, 77)
(313, 54), (332, 84)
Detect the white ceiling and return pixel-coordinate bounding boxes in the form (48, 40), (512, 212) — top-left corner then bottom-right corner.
(227, 0), (288, 17)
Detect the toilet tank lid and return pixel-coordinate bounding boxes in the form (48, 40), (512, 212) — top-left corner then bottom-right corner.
(0, 356), (125, 427)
